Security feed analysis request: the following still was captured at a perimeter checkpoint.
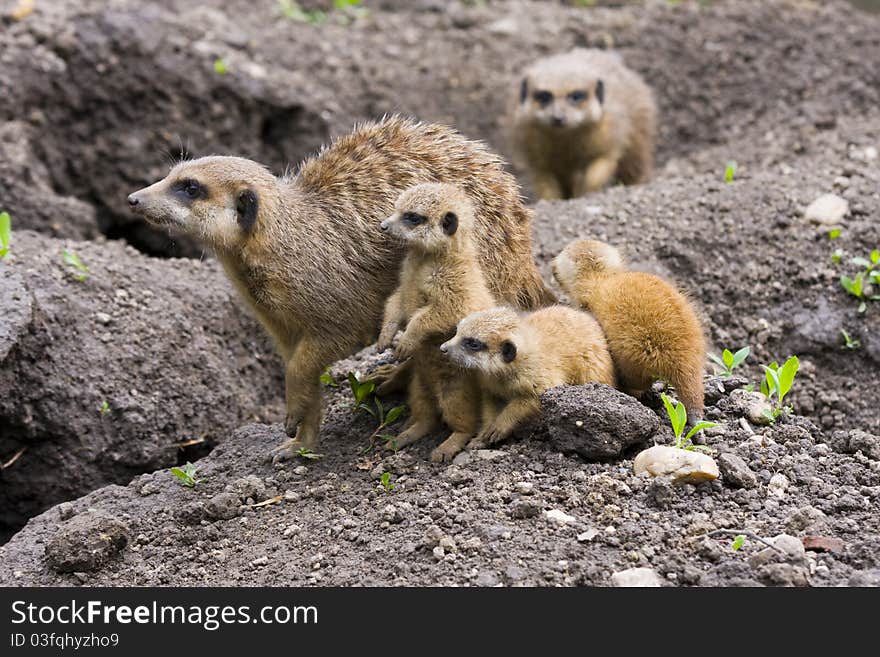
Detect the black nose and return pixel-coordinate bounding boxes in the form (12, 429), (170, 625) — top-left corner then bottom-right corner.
(439, 344), (448, 353)
(127, 194), (140, 208)
(552, 116), (565, 126)
(379, 221), (388, 232)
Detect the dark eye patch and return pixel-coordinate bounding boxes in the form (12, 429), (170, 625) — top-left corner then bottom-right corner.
(533, 90), (553, 106)
(402, 212), (427, 226)
(462, 337), (486, 352)
(568, 90), (587, 102)
(596, 79), (605, 104)
(172, 178), (207, 201)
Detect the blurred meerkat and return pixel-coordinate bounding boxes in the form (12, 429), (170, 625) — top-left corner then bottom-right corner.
(378, 183), (495, 463)
(127, 117), (555, 459)
(513, 48), (657, 199)
(551, 239), (706, 420)
(441, 305), (615, 448)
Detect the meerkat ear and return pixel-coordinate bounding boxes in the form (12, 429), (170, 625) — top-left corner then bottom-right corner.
(441, 212), (458, 236)
(236, 189), (258, 232)
(501, 340), (517, 363)
(596, 79), (605, 104)
(520, 77), (528, 104)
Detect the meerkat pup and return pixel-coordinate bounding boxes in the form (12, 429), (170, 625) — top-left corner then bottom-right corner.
(441, 305), (615, 448)
(551, 239), (706, 420)
(378, 183), (495, 463)
(128, 117), (555, 460)
(512, 48), (657, 200)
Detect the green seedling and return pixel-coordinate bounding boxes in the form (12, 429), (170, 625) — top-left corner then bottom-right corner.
(62, 249), (89, 281)
(759, 355), (799, 422)
(319, 367), (338, 388)
(170, 462), (198, 488)
(841, 330), (860, 350)
(380, 471), (394, 492)
(295, 447), (324, 460)
(724, 161), (737, 183)
(708, 346), (750, 377)
(278, 0), (327, 23)
(99, 400), (110, 415)
(732, 534), (746, 551)
(660, 393), (718, 452)
(0, 211), (11, 259)
(333, 0), (361, 8)
(214, 58), (228, 75)
(840, 249), (880, 313)
(347, 372), (406, 452)
(828, 228), (841, 240)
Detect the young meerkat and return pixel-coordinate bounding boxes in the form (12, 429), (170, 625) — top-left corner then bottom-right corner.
(441, 305), (615, 449)
(513, 48), (657, 200)
(378, 183), (496, 462)
(551, 239), (707, 420)
(127, 117), (555, 460)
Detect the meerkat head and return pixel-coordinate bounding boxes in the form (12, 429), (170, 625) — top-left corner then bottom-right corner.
(379, 182), (475, 252)
(551, 239), (625, 290)
(440, 307), (523, 376)
(517, 54), (605, 129)
(127, 156), (281, 251)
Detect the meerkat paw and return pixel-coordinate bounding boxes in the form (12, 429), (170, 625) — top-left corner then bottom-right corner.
(466, 436), (488, 451)
(393, 340), (415, 361)
(431, 433), (471, 463)
(283, 412), (302, 437)
(268, 438), (304, 463)
(364, 363), (397, 385)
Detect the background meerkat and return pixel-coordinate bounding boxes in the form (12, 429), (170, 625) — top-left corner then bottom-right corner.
(378, 182), (495, 462)
(127, 117), (555, 459)
(441, 305), (615, 449)
(512, 48), (657, 200)
(551, 238), (706, 420)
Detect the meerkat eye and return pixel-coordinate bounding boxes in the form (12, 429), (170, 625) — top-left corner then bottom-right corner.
(533, 90), (553, 107)
(462, 337), (486, 352)
(174, 178), (204, 200)
(568, 90), (587, 103)
(402, 212), (426, 226)
(500, 340), (517, 363)
(441, 212), (458, 236)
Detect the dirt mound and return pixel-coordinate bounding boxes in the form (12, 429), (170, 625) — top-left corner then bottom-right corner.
(2, 0), (878, 253)
(1, 367), (877, 587)
(0, 232), (283, 542)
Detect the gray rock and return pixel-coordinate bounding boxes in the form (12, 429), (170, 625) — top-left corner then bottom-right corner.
(474, 571), (501, 587)
(529, 384), (659, 460)
(717, 453), (758, 489)
(45, 513), (129, 573)
(230, 475), (267, 503)
(785, 506), (830, 535)
(204, 492), (242, 520)
(510, 501), (541, 519)
(804, 193), (848, 225)
(729, 389), (773, 425)
(749, 534), (806, 569)
(611, 567), (664, 587)
(828, 429), (880, 460)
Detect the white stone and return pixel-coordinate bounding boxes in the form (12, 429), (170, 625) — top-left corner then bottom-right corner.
(804, 193), (848, 225)
(545, 509), (576, 524)
(611, 567), (664, 587)
(632, 445), (719, 484)
(577, 528), (599, 542)
(768, 473), (789, 498)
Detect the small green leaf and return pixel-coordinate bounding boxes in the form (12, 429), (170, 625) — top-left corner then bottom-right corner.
(762, 408), (778, 423)
(100, 400), (110, 415)
(732, 534), (745, 551)
(214, 58), (228, 75)
(776, 356), (799, 404)
(384, 405), (406, 425)
(319, 368), (337, 387)
(721, 348), (734, 369)
(828, 228), (841, 240)
(831, 249), (843, 264)
(851, 257), (872, 269)
(295, 447), (324, 460)
(872, 249), (879, 264)
(170, 462), (197, 487)
(0, 211), (11, 259)
(708, 353), (726, 369)
(62, 249), (89, 281)
(730, 346), (750, 369)
(380, 471), (394, 492)
(684, 421), (720, 443)
(661, 393), (684, 440)
(724, 161), (737, 183)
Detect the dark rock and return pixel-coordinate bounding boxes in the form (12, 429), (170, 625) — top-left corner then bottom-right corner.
(510, 501), (541, 519)
(45, 512), (129, 573)
(717, 453), (758, 489)
(204, 492), (242, 521)
(529, 384), (659, 460)
(703, 375), (750, 404)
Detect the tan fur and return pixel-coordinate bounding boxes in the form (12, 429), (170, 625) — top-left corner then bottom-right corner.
(441, 305), (615, 448)
(128, 117), (555, 457)
(552, 239), (706, 419)
(512, 48), (657, 199)
(378, 183), (495, 463)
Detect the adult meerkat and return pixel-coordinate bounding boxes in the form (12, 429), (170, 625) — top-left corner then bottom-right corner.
(441, 305), (615, 448)
(127, 117), (555, 459)
(378, 183), (495, 462)
(513, 48), (657, 200)
(551, 239), (706, 420)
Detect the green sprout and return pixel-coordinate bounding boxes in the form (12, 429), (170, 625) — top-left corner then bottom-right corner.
(0, 211), (11, 259)
(708, 346), (750, 377)
(278, 0), (327, 23)
(295, 447), (324, 460)
(62, 249), (89, 281)
(380, 472), (394, 492)
(170, 462), (198, 488)
(660, 393), (718, 452)
(333, 0), (362, 8)
(840, 249), (880, 313)
(759, 356), (799, 422)
(841, 330), (860, 350)
(732, 534), (746, 551)
(214, 58), (228, 75)
(828, 228), (841, 240)
(319, 367), (338, 388)
(724, 161), (737, 183)
(99, 400), (110, 415)
(347, 372), (406, 452)
(831, 249), (843, 264)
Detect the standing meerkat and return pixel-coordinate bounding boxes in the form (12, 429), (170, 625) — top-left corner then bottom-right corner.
(127, 117), (555, 459)
(551, 239), (706, 420)
(512, 48), (657, 200)
(441, 305), (615, 449)
(378, 182), (495, 462)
